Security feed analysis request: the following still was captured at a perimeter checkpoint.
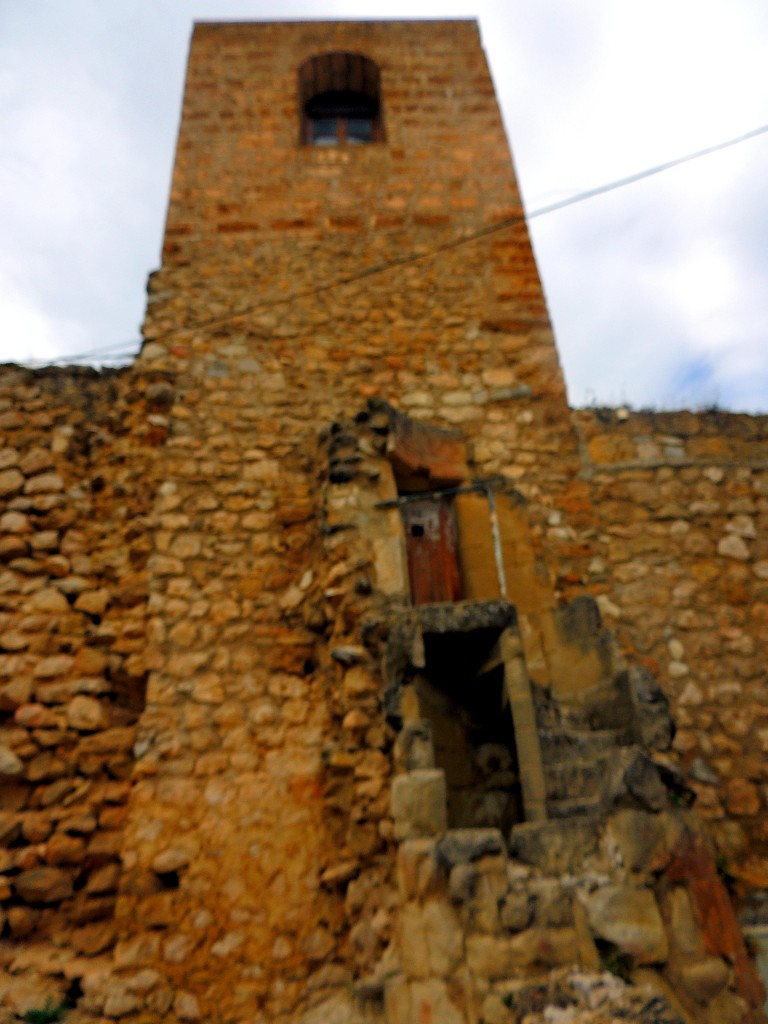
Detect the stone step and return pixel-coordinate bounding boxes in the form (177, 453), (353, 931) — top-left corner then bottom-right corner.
(538, 727), (630, 760)
(533, 688), (636, 735)
(545, 795), (604, 820)
(543, 753), (616, 802)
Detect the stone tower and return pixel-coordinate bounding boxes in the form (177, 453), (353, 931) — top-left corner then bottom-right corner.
(0, 18), (767, 1024)
(120, 18), (582, 1017)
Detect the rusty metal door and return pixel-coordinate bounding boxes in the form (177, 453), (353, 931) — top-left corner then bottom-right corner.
(401, 497), (462, 605)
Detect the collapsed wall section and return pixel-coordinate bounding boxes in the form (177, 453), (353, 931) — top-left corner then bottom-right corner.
(313, 405), (766, 1024)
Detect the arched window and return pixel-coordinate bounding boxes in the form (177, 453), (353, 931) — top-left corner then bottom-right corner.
(299, 52), (382, 146)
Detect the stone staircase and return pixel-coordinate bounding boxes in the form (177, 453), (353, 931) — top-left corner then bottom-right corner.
(539, 726), (631, 819)
(532, 676), (651, 820)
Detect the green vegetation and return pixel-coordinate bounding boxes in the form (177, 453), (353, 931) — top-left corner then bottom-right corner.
(22, 998), (68, 1024)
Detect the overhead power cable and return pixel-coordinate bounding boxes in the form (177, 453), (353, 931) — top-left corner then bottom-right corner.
(30, 119), (768, 367)
(526, 120), (768, 221)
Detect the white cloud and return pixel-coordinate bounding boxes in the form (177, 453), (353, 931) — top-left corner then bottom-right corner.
(0, 274), (87, 365)
(0, 1), (767, 408)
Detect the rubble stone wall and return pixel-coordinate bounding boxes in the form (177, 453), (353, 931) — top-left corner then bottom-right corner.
(575, 408), (768, 892)
(382, 812), (757, 1024)
(0, 18), (767, 1024)
(0, 364), (166, 967)
(104, 20), (601, 1020)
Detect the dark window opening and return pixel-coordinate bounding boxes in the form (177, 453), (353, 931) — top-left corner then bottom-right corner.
(413, 628), (523, 833)
(306, 90), (378, 146)
(299, 52), (382, 146)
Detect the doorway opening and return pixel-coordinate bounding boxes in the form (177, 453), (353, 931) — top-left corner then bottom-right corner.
(411, 627), (523, 833)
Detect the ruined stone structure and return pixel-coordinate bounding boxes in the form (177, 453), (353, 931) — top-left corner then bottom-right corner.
(1, 19), (768, 1024)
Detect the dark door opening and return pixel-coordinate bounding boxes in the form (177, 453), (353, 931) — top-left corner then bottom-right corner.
(411, 628), (523, 832)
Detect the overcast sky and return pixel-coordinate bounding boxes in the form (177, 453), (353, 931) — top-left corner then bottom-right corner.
(2, 1), (767, 411)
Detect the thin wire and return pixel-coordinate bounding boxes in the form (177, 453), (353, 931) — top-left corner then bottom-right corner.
(526, 121), (768, 221)
(32, 119), (768, 366)
(25, 339), (148, 365)
(25, 350), (137, 367)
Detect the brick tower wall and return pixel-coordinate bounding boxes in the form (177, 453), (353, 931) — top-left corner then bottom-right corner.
(144, 20), (579, 524)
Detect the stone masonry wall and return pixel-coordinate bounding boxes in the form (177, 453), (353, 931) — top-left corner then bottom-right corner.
(574, 408), (768, 897)
(0, 18), (767, 1024)
(105, 20), (605, 1022)
(147, 20), (584, 533)
(0, 363), (168, 1008)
